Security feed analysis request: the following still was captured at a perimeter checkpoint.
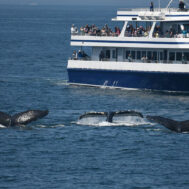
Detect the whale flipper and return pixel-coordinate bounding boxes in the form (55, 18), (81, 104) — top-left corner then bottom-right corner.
(0, 112), (11, 127)
(146, 116), (180, 132)
(11, 110), (49, 126)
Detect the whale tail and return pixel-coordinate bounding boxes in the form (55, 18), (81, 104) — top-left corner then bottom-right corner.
(79, 112), (108, 120)
(0, 110), (49, 127)
(79, 110), (143, 123)
(113, 111), (143, 118)
(146, 116), (181, 132)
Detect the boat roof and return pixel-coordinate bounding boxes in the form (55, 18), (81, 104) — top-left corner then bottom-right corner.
(113, 8), (189, 22)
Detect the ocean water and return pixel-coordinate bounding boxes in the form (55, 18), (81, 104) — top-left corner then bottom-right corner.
(0, 4), (189, 189)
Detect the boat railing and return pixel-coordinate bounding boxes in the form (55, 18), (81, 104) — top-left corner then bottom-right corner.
(117, 8), (186, 13)
(69, 58), (188, 64)
(72, 32), (189, 39)
(71, 32), (120, 37)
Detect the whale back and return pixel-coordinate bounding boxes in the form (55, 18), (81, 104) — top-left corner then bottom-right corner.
(11, 110), (49, 126)
(0, 111), (11, 127)
(180, 120), (189, 132)
(146, 116), (179, 132)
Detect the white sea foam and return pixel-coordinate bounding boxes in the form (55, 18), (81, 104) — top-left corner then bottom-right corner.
(36, 124), (65, 128)
(0, 124), (6, 128)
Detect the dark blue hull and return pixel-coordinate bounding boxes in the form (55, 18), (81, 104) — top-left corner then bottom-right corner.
(67, 69), (189, 92)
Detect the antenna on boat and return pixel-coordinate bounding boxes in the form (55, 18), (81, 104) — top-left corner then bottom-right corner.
(166, 0), (174, 8)
(158, 0), (161, 10)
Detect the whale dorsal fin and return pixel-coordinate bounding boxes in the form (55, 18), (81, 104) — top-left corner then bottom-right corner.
(11, 110), (49, 126)
(0, 111), (11, 127)
(146, 116), (179, 132)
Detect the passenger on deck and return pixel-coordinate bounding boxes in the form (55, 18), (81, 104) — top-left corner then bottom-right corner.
(182, 29), (187, 38)
(150, 2), (154, 12)
(141, 56), (147, 63)
(80, 26), (85, 35)
(128, 54), (133, 62)
(84, 24), (90, 34)
(71, 24), (78, 35)
(72, 51), (78, 60)
(99, 51), (105, 61)
(78, 50), (83, 59)
(115, 26), (121, 36)
(179, 0), (185, 11)
(182, 54), (187, 64)
(144, 31), (149, 37)
(165, 30), (170, 38)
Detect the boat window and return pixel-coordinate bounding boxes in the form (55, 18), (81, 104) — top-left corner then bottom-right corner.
(106, 50), (110, 59)
(137, 51), (141, 60)
(169, 52), (175, 61)
(164, 50), (167, 61)
(131, 51), (135, 59)
(112, 50), (117, 59)
(126, 50), (130, 59)
(176, 52), (182, 61)
(142, 51), (146, 58)
(147, 51), (152, 60)
(183, 52), (189, 61)
(152, 51), (157, 60)
(159, 52), (163, 61)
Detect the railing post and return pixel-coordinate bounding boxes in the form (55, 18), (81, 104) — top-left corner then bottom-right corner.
(149, 21), (156, 38)
(120, 21), (128, 37)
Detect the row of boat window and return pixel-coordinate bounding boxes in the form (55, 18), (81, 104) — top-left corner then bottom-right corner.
(125, 50), (189, 62)
(104, 49), (189, 62)
(125, 50), (162, 61)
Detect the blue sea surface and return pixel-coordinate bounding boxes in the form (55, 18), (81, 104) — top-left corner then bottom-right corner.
(0, 4), (189, 189)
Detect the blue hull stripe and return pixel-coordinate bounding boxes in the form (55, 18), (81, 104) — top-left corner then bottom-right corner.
(71, 39), (189, 45)
(117, 15), (138, 17)
(117, 14), (189, 17)
(166, 15), (189, 17)
(67, 68), (189, 92)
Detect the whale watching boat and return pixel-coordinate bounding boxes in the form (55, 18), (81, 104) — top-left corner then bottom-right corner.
(67, 0), (189, 92)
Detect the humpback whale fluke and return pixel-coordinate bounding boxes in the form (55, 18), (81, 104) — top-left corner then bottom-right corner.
(79, 110), (143, 123)
(0, 110), (49, 127)
(146, 116), (189, 133)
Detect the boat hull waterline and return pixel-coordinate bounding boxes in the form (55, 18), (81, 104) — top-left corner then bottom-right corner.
(68, 68), (189, 92)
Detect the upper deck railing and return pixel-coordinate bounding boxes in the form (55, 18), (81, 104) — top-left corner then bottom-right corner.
(117, 8), (188, 13)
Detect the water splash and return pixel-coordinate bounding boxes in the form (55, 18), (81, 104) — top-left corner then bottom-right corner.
(0, 124), (6, 128)
(35, 124), (65, 128)
(100, 80), (109, 89)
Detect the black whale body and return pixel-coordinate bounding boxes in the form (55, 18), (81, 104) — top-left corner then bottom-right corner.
(146, 116), (189, 133)
(0, 110), (49, 127)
